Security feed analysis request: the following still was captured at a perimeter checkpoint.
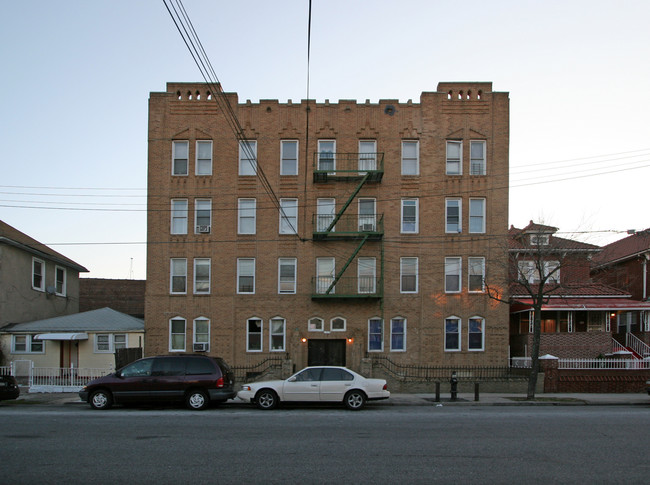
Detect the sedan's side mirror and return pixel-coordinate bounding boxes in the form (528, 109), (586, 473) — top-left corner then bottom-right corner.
(288, 376), (297, 382)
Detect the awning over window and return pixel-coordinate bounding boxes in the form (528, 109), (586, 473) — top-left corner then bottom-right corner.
(34, 333), (89, 341)
(511, 298), (650, 313)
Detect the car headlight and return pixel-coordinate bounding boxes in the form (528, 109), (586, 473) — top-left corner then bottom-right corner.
(241, 385), (252, 391)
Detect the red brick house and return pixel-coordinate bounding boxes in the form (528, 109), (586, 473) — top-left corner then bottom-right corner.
(508, 222), (650, 359)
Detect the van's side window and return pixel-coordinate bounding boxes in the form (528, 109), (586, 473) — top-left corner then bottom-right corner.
(121, 358), (154, 377)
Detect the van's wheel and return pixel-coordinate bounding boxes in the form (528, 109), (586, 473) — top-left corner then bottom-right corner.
(90, 389), (113, 410)
(255, 389), (278, 410)
(344, 390), (366, 410)
(186, 390), (209, 410)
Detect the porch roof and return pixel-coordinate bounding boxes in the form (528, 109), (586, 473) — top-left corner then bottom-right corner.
(34, 332), (89, 341)
(511, 297), (650, 313)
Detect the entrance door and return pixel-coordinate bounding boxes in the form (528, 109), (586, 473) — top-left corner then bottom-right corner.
(308, 339), (346, 367)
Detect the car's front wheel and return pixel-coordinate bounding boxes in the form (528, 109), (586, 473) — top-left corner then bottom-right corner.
(344, 390), (366, 410)
(255, 389), (278, 410)
(186, 389), (209, 410)
(90, 389), (113, 410)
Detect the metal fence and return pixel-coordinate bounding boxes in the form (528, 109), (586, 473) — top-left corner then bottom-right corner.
(509, 356), (650, 370)
(231, 357), (284, 382)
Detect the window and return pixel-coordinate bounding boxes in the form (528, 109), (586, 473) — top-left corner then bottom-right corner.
(194, 199), (211, 233)
(400, 257), (418, 293)
(445, 317), (461, 351)
(238, 198), (256, 234)
(239, 140), (257, 175)
(95, 334), (127, 353)
(317, 140), (335, 171)
(445, 198), (461, 233)
(331, 317), (346, 331)
(470, 140), (486, 175)
(170, 258), (187, 294)
(279, 198), (298, 234)
(32, 258), (44, 291)
(237, 258), (255, 294)
(391, 317), (406, 351)
(358, 198), (376, 232)
(12, 335), (43, 353)
(401, 199), (419, 233)
(468, 257), (485, 292)
(169, 317), (186, 352)
(530, 234), (550, 246)
(247, 318), (263, 351)
(446, 140), (462, 175)
(518, 260), (560, 284)
(401, 140), (419, 175)
(278, 258), (297, 294)
(114, 334), (127, 350)
(469, 198), (485, 233)
(316, 258), (335, 294)
(445, 257), (461, 293)
(270, 317), (286, 351)
(359, 140), (377, 171)
(281, 140), (298, 175)
(368, 318), (383, 351)
(196, 140), (212, 175)
(308, 317), (324, 332)
(194, 258), (211, 294)
(171, 199), (188, 234)
(468, 317), (485, 351)
(358, 257), (376, 294)
(194, 318), (210, 350)
(55, 266), (66, 296)
(317, 198), (335, 232)
(172, 140), (189, 175)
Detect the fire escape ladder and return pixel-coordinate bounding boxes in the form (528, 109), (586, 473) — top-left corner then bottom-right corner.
(324, 235), (369, 295)
(323, 172), (371, 234)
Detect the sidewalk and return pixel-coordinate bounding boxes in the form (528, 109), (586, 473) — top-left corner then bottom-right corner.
(5, 390), (649, 407)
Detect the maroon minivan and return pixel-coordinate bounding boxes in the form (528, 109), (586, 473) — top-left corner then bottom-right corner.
(79, 355), (236, 410)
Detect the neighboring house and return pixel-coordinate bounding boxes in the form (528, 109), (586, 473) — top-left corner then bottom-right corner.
(508, 222), (650, 358)
(79, 278), (145, 319)
(146, 81), (511, 371)
(0, 307), (144, 369)
(0, 220), (88, 330)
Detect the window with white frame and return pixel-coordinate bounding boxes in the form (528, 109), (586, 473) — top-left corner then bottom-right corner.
(359, 140), (377, 171)
(170, 258), (187, 294)
(95, 333), (127, 353)
(194, 199), (211, 234)
(468, 257), (485, 292)
(172, 140), (189, 175)
(470, 140), (486, 175)
(12, 335), (44, 353)
(279, 198), (298, 234)
(55, 266), (66, 296)
(469, 198), (485, 233)
(247, 318), (263, 351)
(32, 258), (45, 291)
(518, 260), (560, 284)
(238, 198), (256, 235)
(445, 257), (461, 293)
(468, 316), (485, 351)
(239, 140), (257, 175)
(368, 318), (383, 351)
(169, 317), (186, 352)
(331, 317), (346, 331)
(237, 258), (255, 294)
(401, 199), (419, 233)
(308, 317), (324, 332)
(390, 317), (406, 351)
(445, 316), (461, 351)
(317, 198), (336, 232)
(358, 198), (376, 232)
(316, 258), (335, 294)
(401, 140), (419, 175)
(270, 317), (286, 351)
(446, 140), (462, 175)
(194, 258), (211, 294)
(196, 140), (212, 175)
(530, 234), (550, 246)
(278, 258), (297, 294)
(358, 257), (376, 294)
(400, 257), (418, 293)
(193, 318), (210, 350)
(317, 140), (335, 171)
(281, 140), (298, 175)
(445, 198), (462, 233)
(171, 199), (188, 234)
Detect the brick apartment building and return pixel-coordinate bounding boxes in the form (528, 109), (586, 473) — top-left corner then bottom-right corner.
(145, 81), (511, 373)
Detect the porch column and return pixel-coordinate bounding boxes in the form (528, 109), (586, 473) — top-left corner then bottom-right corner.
(539, 354), (559, 393)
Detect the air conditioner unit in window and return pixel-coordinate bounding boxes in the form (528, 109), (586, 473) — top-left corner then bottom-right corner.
(197, 225), (211, 233)
(193, 343), (209, 352)
(360, 224), (375, 232)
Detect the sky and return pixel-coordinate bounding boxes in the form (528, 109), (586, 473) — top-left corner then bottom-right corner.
(1, 0), (649, 280)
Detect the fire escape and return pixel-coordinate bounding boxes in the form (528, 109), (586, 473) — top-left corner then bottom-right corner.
(311, 150), (384, 299)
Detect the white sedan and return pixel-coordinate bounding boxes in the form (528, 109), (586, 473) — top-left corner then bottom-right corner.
(237, 366), (390, 410)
